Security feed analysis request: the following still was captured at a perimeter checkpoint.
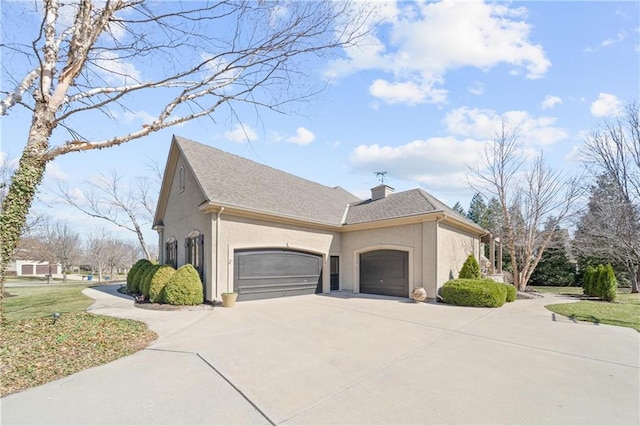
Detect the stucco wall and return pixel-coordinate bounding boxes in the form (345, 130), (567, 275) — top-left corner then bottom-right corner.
(421, 221), (438, 299)
(437, 222), (480, 289)
(216, 215), (341, 300)
(341, 223), (423, 297)
(159, 154), (213, 298)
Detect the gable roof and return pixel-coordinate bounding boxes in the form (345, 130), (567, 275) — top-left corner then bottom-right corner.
(168, 136), (360, 226)
(154, 136), (485, 235)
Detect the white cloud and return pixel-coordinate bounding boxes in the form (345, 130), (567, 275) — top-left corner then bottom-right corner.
(286, 127), (315, 145)
(45, 162), (68, 181)
(584, 31), (627, 52)
(328, 1), (550, 105)
(0, 152), (19, 171)
(541, 95), (562, 110)
(224, 124), (258, 143)
(269, 5), (288, 27)
(368, 79), (447, 105)
(94, 51), (141, 85)
(200, 53), (241, 87)
(590, 93), (623, 117)
(349, 137), (486, 190)
(445, 106), (568, 146)
(120, 110), (156, 124)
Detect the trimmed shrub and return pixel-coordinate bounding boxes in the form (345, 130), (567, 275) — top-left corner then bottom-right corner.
(597, 264), (617, 302)
(582, 265), (598, 297)
(149, 265), (176, 303)
(439, 279), (507, 308)
(501, 283), (517, 302)
(459, 255), (481, 279)
(140, 264), (161, 297)
(127, 259), (151, 292)
(163, 264), (204, 306)
(132, 262), (154, 294)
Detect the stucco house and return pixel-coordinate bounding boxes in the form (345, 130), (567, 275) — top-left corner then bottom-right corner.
(153, 136), (487, 303)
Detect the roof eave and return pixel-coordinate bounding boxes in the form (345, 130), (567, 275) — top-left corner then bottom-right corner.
(199, 201), (344, 231)
(343, 211), (486, 235)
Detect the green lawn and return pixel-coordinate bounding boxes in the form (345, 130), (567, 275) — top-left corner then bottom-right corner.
(533, 286), (640, 332)
(3, 284), (96, 322)
(1, 283), (156, 396)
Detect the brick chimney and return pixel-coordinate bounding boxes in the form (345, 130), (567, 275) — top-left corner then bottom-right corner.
(371, 184), (394, 201)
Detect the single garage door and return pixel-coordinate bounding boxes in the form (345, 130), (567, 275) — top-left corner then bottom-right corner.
(234, 249), (323, 301)
(360, 250), (409, 298)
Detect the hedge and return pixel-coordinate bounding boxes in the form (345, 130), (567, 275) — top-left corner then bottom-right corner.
(582, 265), (598, 297)
(163, 264), (204, 306)
(127, 259), (151, 292)
(439, 278), (507, 308)
(141, 264), (162, 297)
(582, 264), (617, 301)
(149, 265), (176, 303)
(130, 261), (154, 294)
(502, 283), (517, 303)
(597, 264), (617, 302)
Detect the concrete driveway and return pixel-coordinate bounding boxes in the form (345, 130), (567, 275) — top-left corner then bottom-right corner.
(2, 285), (638, 425)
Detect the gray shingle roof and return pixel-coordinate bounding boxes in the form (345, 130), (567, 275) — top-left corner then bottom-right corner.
(173, 136), (482, 232)
(175, 136), (360, 225)
(345, 188), (478, 227)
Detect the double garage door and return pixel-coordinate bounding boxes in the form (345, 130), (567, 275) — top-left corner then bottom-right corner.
(234, 249), (322, 301)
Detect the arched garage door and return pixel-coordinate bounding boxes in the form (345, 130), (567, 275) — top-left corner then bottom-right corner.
(360, 250), (408, 298)
(234, 249), (323, 301)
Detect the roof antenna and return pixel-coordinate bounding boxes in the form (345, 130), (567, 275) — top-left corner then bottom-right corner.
(375, 171), (387, 184)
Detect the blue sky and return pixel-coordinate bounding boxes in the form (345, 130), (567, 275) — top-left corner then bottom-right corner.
(1, 0), (639, 249)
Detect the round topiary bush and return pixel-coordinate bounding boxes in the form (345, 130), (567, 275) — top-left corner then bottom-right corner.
(439, 278), (507, 308)
(127, 259), (151, 292)
(132, 262), (155, 295)
(140, 264), (161, 297)
(459, 255), (481, 279)
(129, 262), (148, 293)
(163, 264), (203, 306)
(149, 265), (176, 303)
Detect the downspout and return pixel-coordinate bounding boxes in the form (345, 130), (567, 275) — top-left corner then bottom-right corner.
(215, 207), (224, 299)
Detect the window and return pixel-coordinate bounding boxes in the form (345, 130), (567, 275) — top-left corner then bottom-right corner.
(185, 231), (204, 282)
(165, 238), (178, 269)
(178, 166), (185, 192)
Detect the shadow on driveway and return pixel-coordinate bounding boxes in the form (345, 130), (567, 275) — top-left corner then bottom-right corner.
(89, 283), (134, 301)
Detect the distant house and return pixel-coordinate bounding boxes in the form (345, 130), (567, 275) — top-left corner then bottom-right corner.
(8, 259), (62, 277)
(153, 136), (487, 302)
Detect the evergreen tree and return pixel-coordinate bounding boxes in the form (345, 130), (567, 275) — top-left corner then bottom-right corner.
(452, 202), (465, 216)
(466, 193), (488, 228)
(459, 255), (481, 279)
(529, 228), (576, 286)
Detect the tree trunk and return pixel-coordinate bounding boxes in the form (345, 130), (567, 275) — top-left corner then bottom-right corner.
(0, 102), (54, 316)
(632, 266), (639, 294)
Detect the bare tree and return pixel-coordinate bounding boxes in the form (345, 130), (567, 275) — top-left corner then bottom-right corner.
(578, 102), (640, 292)
(59, 169), (156, 259)
(0, 0), (372, 309)
(574, 175), (639, 292)
(31, 220), (81, 282)
(471, 122), (581, 290)
(85, 228), (131, 282)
